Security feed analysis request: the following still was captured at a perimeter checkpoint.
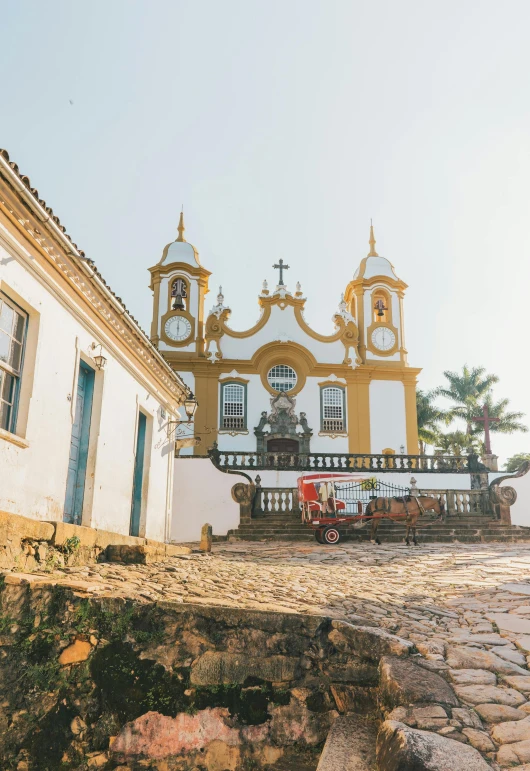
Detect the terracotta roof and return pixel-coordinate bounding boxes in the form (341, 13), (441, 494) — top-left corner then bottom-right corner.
(0, 148), (189, 397)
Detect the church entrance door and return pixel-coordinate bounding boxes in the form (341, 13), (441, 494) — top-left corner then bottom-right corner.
(267, 438), (299, 453)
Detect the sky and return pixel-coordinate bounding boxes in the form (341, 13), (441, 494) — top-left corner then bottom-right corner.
(2, 0), (530, 465)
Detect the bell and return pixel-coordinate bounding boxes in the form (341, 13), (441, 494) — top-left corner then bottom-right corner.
(172, 293), (185, 311)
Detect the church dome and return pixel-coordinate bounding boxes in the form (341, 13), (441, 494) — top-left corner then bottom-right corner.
(159, 212), (201, 268)
(353, 223), (401, 281)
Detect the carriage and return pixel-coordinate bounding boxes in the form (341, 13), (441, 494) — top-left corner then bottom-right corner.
(297, 472), (373, 544)
(297, 472), (443, 545)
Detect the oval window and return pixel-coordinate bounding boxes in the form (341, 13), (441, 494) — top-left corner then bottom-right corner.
(267, 365), (298, 392)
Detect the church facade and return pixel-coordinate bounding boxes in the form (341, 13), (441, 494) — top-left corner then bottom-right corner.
(149, 217), (420, 457)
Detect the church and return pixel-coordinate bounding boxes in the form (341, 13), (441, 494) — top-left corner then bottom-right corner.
(149, 216), (420, 458)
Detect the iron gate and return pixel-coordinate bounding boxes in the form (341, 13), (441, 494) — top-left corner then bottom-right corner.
(333, 479), (411, 515)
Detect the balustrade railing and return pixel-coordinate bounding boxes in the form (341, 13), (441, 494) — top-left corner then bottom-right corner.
(418, 489), (492, 517)
(257, 486), (492, 518)
(260, 488), (300, 513)
(208, 445), (485, 474)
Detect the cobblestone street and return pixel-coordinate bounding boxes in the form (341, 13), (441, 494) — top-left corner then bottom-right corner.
(8, 542), (530, 767)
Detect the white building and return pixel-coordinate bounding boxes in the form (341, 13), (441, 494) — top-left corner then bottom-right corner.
(0, 150), (190, 542)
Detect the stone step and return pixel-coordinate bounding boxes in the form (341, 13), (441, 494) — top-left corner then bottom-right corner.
(316, 714), (377, 771)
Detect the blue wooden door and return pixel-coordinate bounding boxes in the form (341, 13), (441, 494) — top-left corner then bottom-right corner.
(64, 362), (94, 524)
(130, 411), (147, 537)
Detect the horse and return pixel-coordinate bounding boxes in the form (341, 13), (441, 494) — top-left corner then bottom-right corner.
(364, 495), (445, 546)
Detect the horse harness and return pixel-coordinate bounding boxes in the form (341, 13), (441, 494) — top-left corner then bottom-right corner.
(379, 495), (426, 516)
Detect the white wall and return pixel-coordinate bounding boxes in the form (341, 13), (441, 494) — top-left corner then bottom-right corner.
(369, 380), (407, 453)
(171, 457), (241, 542)
(507, 471), (530, 527)
(0, 230), (176, 541)
(219, 304), (347, 363)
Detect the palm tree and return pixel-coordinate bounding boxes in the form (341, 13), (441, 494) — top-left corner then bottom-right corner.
(416, 389), (451, 454)
(436, 365), (499, 433)
(434, 430), (481, 457)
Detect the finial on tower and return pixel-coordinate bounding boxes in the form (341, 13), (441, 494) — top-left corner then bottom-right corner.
(368, 219), (378, 257)
(177, 208), (186, 242)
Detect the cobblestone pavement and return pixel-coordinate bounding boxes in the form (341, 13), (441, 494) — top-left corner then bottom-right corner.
(9, 541), (530, 767)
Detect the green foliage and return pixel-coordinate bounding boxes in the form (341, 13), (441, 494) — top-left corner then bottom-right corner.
(434, 430), (481, 457)
(505, 453), (530, 472)
(418, 365), (527, 455)
(416, 389), (452, 453)
(62, 536), (81, 556)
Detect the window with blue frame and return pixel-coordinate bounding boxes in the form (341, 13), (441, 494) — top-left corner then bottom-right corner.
(0, 295), (27, 433)
(220, 382), (246, 430)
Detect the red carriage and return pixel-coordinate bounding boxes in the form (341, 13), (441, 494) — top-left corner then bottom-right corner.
(298, 472), (371, 544)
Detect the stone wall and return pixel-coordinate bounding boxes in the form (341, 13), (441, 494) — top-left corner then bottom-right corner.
(0, 510), (189, 572)
(0, 577), (415, 771)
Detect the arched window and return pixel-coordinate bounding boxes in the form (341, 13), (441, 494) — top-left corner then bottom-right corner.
(321, 386), (346, 433)
(171, 278), (188, 311)
(221, 382), (246, 430)
(372, 289), (391, 324)
(267, 365), (297, 392)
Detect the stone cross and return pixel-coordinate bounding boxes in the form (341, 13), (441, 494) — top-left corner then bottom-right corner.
(272, 258), (290, 286)
(472, 404), (500, 455)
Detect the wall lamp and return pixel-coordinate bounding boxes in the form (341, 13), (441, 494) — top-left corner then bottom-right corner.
(89, 342), (107, 370)
(167, 393), (199, 438)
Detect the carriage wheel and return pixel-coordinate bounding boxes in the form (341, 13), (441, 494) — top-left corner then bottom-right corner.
(314, 528), (324, 543)
(322, 527), (341, 545)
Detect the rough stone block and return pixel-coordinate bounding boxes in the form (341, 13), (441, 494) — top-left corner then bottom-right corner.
(316, 714), (377, 770)
(324, 662), (378, 685)
(379, 656), (459, 709)
(0, 510), (55, 543)
(491, 716), (530, 744)
(199, 523), (213, 553)
(50, 521), (98, 548)
(474, 703), (527, 723)
(190, 651), (300, 685)
(376, 720), (492, 770)
(330, 620), (414, 661)
(496, 737), (530, 766)
(455, 684), (526, 707)
(446, 644), (530, 676)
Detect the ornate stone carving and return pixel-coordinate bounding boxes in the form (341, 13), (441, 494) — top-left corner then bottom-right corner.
(254, 393), (313, 453)
(490, 486), (517, 506)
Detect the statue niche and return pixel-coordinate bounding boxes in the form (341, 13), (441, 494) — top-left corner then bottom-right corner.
(254, 393), (312, 454)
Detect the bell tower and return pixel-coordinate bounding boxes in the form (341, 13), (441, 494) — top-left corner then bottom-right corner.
(148, 212), (211, 358)
(344, 223), (408, 365)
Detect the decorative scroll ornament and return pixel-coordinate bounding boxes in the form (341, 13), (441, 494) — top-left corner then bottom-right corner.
(331, 296), (360, 367)
(489, 460), (530, 505)
(334, 293), (356, 325)
(210, 286), (230, 319)
(490, 486), (517, 506)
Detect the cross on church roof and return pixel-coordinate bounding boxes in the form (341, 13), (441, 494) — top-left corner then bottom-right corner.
(272, 258), (290, 286)
(472, 404), (500, 456)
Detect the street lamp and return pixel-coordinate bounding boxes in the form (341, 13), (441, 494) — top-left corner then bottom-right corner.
(167, 393), (199, 438)
(183, 393), (198, 421)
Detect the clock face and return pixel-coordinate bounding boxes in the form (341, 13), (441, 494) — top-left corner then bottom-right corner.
(165, 316), (192, 342)
(371, 326), (396, 352)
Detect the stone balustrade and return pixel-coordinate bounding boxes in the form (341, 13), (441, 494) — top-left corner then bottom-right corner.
(209, 444), (485, 474)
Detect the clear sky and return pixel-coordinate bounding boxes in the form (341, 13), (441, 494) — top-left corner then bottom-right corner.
(2, 0), (529, 465)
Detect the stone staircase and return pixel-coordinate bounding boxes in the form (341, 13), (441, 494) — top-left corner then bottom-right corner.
(228, 510), (530, 544)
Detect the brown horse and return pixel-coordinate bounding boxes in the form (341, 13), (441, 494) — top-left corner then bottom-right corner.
(365, 495), (445, 546)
